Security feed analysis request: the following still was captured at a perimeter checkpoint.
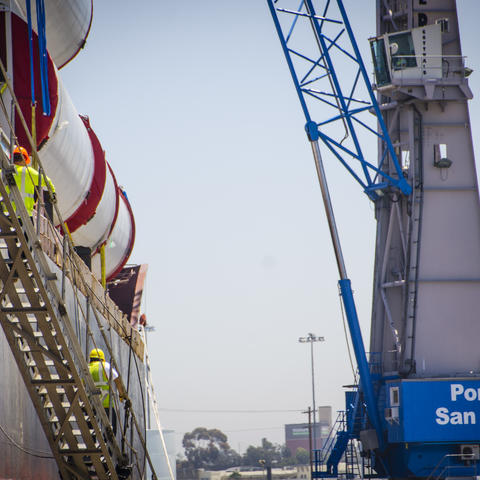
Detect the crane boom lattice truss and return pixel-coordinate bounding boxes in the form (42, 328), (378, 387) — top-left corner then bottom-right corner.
(266, 0), (408, 452)
(267, 0), (411, 199)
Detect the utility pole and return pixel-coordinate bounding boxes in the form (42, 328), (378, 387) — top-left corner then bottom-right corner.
(303, 407), (313, 480)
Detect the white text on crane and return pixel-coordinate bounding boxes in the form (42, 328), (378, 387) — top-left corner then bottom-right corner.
(435, 384), (477, 425)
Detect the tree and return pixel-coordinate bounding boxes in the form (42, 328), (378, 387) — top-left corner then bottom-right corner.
(176, 453), (196, 480)
(182, 427), (241, 470)
(279, 444), (295, 466)
(242, 438), (283, 467)
(295, 447), (310, 465)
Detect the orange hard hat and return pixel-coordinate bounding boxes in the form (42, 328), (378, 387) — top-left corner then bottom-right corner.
(13, 146), (30, 165)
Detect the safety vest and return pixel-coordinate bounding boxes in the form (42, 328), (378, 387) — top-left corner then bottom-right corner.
(8, 165), (55, 216)
(89, 360), (111, 408)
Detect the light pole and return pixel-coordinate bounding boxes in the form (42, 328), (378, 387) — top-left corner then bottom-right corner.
(299, 333), (325, 451)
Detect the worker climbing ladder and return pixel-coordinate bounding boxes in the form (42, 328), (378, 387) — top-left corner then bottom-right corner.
(0, 151), (127, 478)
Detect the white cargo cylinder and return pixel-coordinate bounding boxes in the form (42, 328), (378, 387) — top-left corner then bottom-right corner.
(37, 81), (94, 221)
(10, 12), (135, 280)
(15, 0), (93, 68)
(71, 163), (117, 249)
(92, 190), (135, 280)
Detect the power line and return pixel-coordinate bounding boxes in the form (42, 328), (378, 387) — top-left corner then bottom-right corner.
(225, 426), (285, 433)
(173, 426), (285, 436)
(159, 408), (303, 414)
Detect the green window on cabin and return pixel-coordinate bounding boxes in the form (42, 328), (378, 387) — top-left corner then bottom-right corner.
(370, 38), (391, 87)
(389, 32), (417, 71)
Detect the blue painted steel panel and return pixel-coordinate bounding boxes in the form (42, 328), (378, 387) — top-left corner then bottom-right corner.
(392, 379), (480, 442)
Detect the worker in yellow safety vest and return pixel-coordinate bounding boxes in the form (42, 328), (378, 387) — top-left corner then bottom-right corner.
(88, 348), (127, 435)
(11, 146), (55, 217)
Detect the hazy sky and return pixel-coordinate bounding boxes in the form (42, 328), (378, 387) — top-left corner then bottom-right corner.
(60, 1), (480, 456)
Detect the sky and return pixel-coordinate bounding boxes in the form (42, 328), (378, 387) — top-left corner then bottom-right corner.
(59, 0), (480, 457)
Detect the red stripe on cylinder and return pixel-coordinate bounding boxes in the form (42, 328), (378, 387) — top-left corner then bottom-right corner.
(106, 190), (136, 282)
(64, 115), (107, 232)
(12, 13), (58, 152)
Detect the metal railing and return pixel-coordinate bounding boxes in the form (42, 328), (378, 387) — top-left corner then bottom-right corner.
(379, 54), (469, 83)
(427, 453), (479, 480)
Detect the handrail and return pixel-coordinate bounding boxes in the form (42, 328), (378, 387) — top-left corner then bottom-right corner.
(426, 453), (479, 480)
(313, 410), (347, 474)
(323, 411), (346, 461)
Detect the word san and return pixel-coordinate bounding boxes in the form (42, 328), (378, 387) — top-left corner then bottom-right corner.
(435, 384), (478, 425)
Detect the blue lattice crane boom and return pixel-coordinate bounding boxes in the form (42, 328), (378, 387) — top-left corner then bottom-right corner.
(267, 0), (411, 199)
(266, 0), (412, 453)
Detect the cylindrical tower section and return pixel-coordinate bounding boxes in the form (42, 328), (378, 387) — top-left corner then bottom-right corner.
(70, 157), (118, 250)
(36, 82), (95, 221)
(12, 13), (58, 151)
(92, 189), (136, 281)
(10, 13), (134, 279)
(14, 0), (93, 68)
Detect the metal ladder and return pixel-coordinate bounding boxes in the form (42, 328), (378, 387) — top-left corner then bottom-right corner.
(0, 159), (125, 478)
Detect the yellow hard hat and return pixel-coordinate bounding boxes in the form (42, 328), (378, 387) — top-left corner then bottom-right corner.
(89, 348), (105, 362)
